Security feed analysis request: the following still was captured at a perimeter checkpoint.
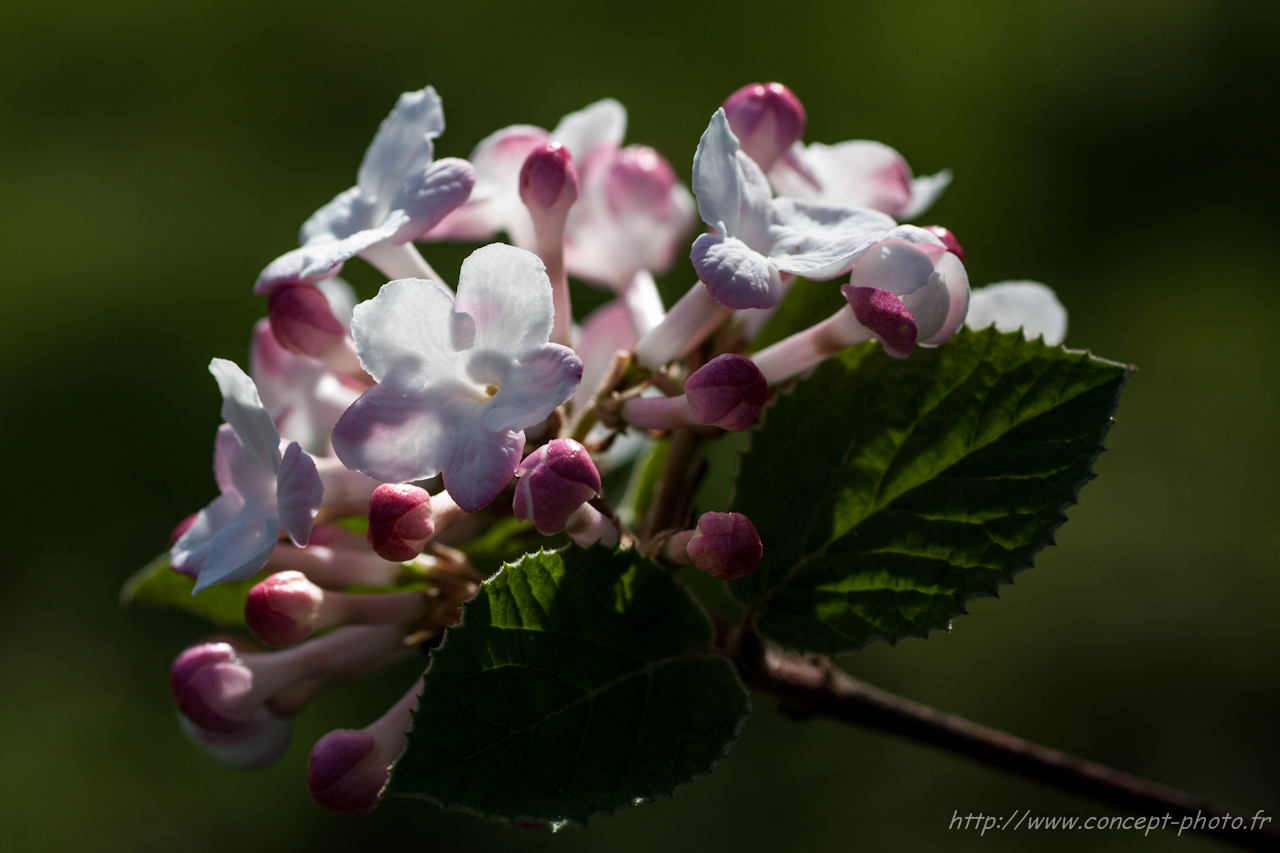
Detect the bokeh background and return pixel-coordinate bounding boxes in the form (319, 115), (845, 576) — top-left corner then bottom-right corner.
(2, 0), (1278, 850)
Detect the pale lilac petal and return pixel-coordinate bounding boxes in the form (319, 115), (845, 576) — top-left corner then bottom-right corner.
(170, 492), (243, 577)
(442, 415), (525, 513)
(276, 442), (323, 547)
(965, 281), (1067, 345)
(572, 300), (638, 411)
(766, 199), (899, 279)
(209, 359), (281, 470)
(188, 513), (281, 593)
(350, 278), (466, 395)
(426, 125), (548, 246)
(212, 424), (276, 507)
(251, 320), (360, 455)
(920, 251), (970, 346)
(484, 344), (583, 432)
(552, 98), (626, 175)
(454, 243), (554, 362)
(357, 87), (444, 208)
(386, 157), (476, 244)
(691, 233), (784, 310)
(692, 110), (773, 251)
(900, 169), (953, 221)
(331, 384), (463, 485)
(300, 187), (373, 245)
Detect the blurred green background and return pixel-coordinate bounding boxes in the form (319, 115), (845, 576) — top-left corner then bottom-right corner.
(2, 0), (1277, 850)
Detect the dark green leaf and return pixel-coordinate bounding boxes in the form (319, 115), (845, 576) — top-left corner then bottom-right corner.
(389, 546), (749, 826)
(730, 327), (1132, 655)
(119, 552), (259, 627)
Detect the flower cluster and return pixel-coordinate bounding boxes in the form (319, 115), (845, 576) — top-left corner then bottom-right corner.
(161, 82), (1067, 813)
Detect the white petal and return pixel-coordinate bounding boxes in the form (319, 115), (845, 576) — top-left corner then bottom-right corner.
(250, 320), (359, 455)
(920, 251), (970, 346)
(350, 278), (467, 395)
(766, 199), (899, 279)
(768, 140), (918, 218)
(330, 384), (467, 484)
(553, 99), (626, 170)
(691, 110), (772, 251)
(276, 442), (323, 547)
(357, 87), (444, 207)
(209, 359), (281, 470)
(189, 513), (281, 593)
(454, 244), (554, 362)
(212, 424), (276, 507)
(299, 187), (372, 245)
(442, 415), (525, 513)
(900, 169), (953, 221)
(316, 278), (356, 330)
(386, 157), (476, 243)
(965, 281), (1067, 345)
(691, 233), (784, 310)
(484, 344), (583, 432)
(425, 125), (548, 246)
(171, 491), (243, 575)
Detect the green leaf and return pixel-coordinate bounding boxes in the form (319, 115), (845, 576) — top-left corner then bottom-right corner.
(456, 516), (567, 577)
(388, 547), (750, 826)
(730, 327), (1132, 656)
(119, 552), (259, 627)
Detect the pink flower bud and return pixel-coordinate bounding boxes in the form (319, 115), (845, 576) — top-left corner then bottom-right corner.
(513, 439), (602, 535)
(519, 142), (579, 212)
(170, 643), (255, 733)
(366, 484), (434, 562)
(245, 572), (325, 647)
(685, 512), (763, 580)
(267, 283), (347, 360)
(684, 354), (768, 432)
(923, 225), (966, 263)
(606, 145), (680, 218)
(722, 82), (807, 172)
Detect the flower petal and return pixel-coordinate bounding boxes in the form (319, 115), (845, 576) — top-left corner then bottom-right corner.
(276, 442), (323, 547)
(768, 140), (913, 216)
(426, 125), (549, 246)
(454, 243), (554, 362)
(251, 320), (360, 455)
(386, 157), (476, 244)
(212, 424), (276, 506)
(965, 281), (1067, 345)
(690, 233), (784, 310)
(209, 359), (281, 470)
(692, 110), (773, 251)
(842, 286), (918, 359)
(552, 98), (626, 174)
(442, 417), (525, 513)
(357, 87), (444, 207)
(571, 300), (638, 410)
(299, 187), (373, 245)
(901, 169), (953, 221)
(766, 199), (899, 279)
(331, 384), (464, 484)
(484, 344), (583, 432)
(920, 251), (971, 346)
(350, 278), (465, 395)
(189, 512), (281, 594)
(255, 216), (406, 294)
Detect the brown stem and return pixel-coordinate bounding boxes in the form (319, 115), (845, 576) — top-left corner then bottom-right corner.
(730, 628), (1280, 851)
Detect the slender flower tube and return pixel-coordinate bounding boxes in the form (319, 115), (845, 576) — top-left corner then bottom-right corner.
(751, 302), (878, 386)
(722, 82), (807, 173)
(331, 245), (583, 512)
(256, 87), (475, 292)
(622, 354), (767, 432)
(245, 571), (427, 647)
(171, 360), (325, 593)
(512, 439), (618, 548)
(170, 626), (406, 734)
(307, 677), (423, 815)
(632, 281), (731, 370)
(266, 526), (404, 589)
(178, 707), (292, 771)
(519, 143), (579, 346)
(965, 281), (1067, 345)
(663, 512), (763, 579)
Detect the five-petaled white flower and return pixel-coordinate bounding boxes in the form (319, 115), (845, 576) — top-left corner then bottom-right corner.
(255, 87), (475, 292)
(690, 109), (945, 310)
(331, 244), (583, 512)
(171, 360), (325, 593)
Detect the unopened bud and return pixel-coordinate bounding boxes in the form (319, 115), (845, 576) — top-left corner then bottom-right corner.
(268, 283), (365, 377)
(513, 439), (602, 535)
(245, 572), (324, 647)
(923, 225), (965, 263)
(722, 82), (807, 172)
(519, 142), (579, 212)
(684, 354), (768, 432)
(366, 484), (434, 562)
(170, 643), (255, 733)
(685, 512), (763, 580)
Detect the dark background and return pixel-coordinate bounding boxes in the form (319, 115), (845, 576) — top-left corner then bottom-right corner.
(2, 1), (1277, 850)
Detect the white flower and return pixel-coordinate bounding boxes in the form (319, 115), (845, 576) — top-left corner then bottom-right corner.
(171, 360), (325, 593)
(331, 244), (583, 512)
(767, 139), (951, 221)
(966, 281), (1068, 345)
(690, 109), (943, 309)
(255, 87), (475, 292)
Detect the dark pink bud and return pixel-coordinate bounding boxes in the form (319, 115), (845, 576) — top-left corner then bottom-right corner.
(722, 82), (807, 172)
(306, 730), (382, 816)
(170, 643), (254, 733)
(268, 283), (347, 360)
(686, 512), (763, 580)
(366, 484), (434, 562)
(684, 354), (768, 432)
(513, 439), (602, 535)
(245, 571), (325, 647)
(923, 226), (966, 264)
(843, 285), (918, 360)
(168, 512), (198, 548)
(519, 142), (579, 211)
(606, 145), (679, 218)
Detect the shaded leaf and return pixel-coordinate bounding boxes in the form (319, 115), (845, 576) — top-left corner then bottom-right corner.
(120, 552), (258, 627)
